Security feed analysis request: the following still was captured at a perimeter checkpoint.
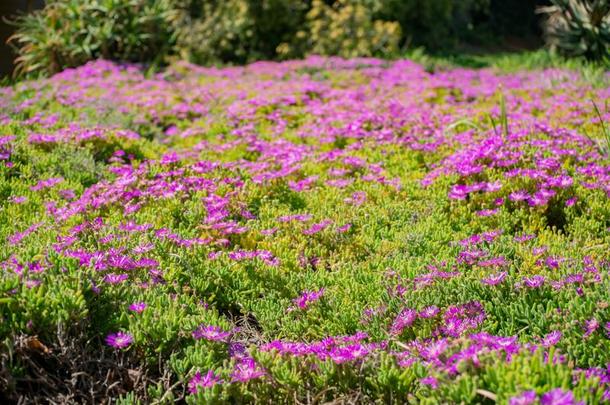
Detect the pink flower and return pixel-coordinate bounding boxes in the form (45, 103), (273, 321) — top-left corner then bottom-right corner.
(192, 325), (231, 342)
(291, 288), (325, 310)
(420, 376), (439, 389)
(476, 208), (498, 217)
(522, 275), (545, 288)
(541, 330), (562, 347)
(105, 332), (133, 349)
(188, 370), (223, 394)
(344, 191), (367, 206)
(303, 219), (333, 235)
(509, 190), (529, 202)
(583, 318), (599, 338)
(129, 302), (147, 313)
(390, 308), (417, 335)
(337, 223), (352, 233)
(510, 391), (537, 405)
(230, 358), (265, 382)
(8, 196), (27, 204)
(419, 305), (440, 319)
(103, 273), (129, 284)
(540, 388), (582, 405)
(481, 271), (507, 286)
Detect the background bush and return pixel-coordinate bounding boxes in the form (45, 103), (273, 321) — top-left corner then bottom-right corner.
(9, 0), (176, 76)
(7, 0), (608, 76)
(539, 0), (610, 62)
(278, 0), (401, 59)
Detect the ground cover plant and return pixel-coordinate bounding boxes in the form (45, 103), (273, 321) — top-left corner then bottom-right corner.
(0, 56), (609, 403)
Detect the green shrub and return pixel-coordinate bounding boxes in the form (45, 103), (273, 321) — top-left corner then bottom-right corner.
(170, 0), (253, 65)
(540, 0), (610, 62)
(279, 0), (401, 59)
(8, 0), (177, 76)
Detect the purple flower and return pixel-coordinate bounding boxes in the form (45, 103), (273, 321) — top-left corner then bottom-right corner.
(188, 370), (223, 394)
(302, 219), (333, 235)
(540, 388), (582, 405)
(8, 196), (27, 204)
(129, 302), (147, 313)
(105, 331), (133, 349)
(229, 342), (247, 359)
(337, 223), (352, 233)
(291, 288), (325, 310)
(103, 273), (129, 284)
(328, 344), (370, 363)
(476, 208), (498, 217)
(532, 246), (548, 255)
(420, 376), (438, 389)
(541, 331), (562, 347)
(344, 191), (367, 206)
(545, 256), (560, 269)
(514, 233), (536, 243)
(583, 318), (599, 338)
(522, 275), (545, 289)
(509, 190), (529, 202)
(192, 325), (231, 342)
(390, 308), (417, 335)
(481, 271), (507, 286)
(509, 390), (537, 405)
(230, 358), (265, 382)
(419, 305), (440, 319)
(420, 338), (448, 361)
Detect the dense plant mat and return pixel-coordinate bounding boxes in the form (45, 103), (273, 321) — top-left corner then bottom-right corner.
(0, 57), (609, 403)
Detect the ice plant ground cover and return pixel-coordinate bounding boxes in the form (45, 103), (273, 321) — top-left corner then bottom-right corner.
(0, 57), (609, 403)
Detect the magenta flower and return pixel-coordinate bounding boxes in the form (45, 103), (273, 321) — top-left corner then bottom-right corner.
(129, 302), (147, 313)
(420, 338), (448, 361)
(482, 271), (507, 286)
(103, 273), (129, 284)
(188, 370), (223, 394)
(230, 358), (265, 382)
(8, 196), (27, 204)
(509, 190), (529, 202)
(337, 223), (352, 233)
(476, 208), (498, 217)
(328, 344), (370, 364)
(390, 308), (417, 335)
(583, 318), (599, 338)
(420, 376), (439, 389)
(522, 275), (545, 289)
(105, 331), (133, 349)
(302, 219), (333, 235)
(509, 391), (537, 405)
(565, 197), (577, 206)
(514, 233), (536, 243)
(344, 191), (367, 206)
(419, 305), (440, 319)
(541, 330), (562, 347)
(540, 388), (582, 405)
(291, 288), (325, 310)
(192, 325), (231, 342)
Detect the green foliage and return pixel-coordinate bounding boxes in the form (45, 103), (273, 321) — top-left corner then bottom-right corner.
(8, 0), (177, 76)
(12, 0), (606, 77)
(540, 0), (610, 62)
(172, 0), (310, 65)
(278, 0), (400, 59)
(1, 44), (609, 402)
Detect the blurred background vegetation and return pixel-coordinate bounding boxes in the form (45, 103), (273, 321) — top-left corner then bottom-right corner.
(1, 0), (608, 78)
